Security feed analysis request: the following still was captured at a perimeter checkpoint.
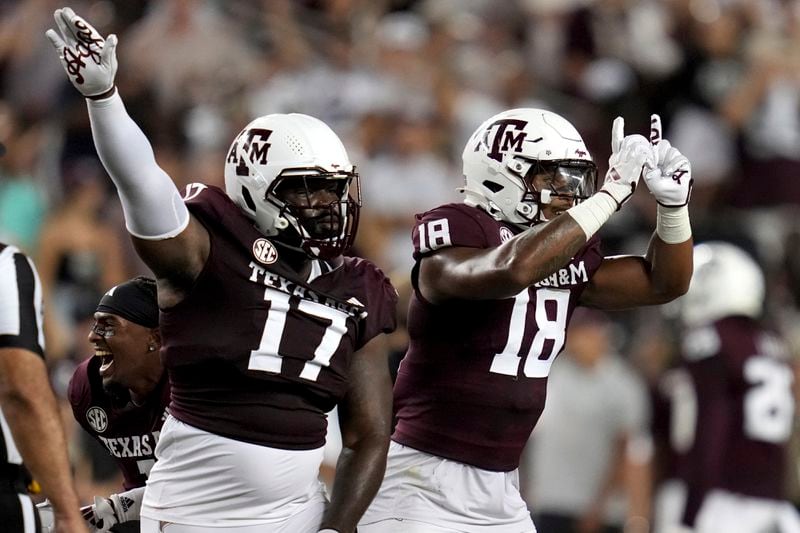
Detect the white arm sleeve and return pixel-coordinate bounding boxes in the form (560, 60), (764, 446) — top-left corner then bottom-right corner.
(87, 91), (190, 240)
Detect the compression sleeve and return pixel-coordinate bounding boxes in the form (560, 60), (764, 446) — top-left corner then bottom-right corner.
(87, 90), (190, 240)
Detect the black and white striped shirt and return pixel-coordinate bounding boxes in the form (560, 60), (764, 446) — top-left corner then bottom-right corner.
(0, 242), (45, 468)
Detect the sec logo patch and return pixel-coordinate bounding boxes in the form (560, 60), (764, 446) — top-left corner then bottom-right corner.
(86, 406), (108, 433)
(253, 238), (279, 264)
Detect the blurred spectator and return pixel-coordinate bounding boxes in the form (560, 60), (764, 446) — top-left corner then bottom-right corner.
(358, 110), (459, 272)
(0, 101), (47, 252)
(0, 0), (81, 119)
(522, 309), (652, 533)
(36, 158), (127, 360)
(122, 0), (260, 119)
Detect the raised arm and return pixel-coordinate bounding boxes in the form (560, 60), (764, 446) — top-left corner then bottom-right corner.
(420, 118), (655, 303)
(321, 336), (393, 533)
(581, 115), (693, 309)
(46, 8), (208, 304)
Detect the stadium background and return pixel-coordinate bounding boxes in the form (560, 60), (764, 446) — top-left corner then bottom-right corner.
(1, 0), (798, 523)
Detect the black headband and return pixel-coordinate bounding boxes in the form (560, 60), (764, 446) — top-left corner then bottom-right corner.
(96, 277), (158, 328)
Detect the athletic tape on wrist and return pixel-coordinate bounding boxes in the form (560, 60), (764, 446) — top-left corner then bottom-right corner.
(656, 205), (691, 244)
(567, 192), (618, 239)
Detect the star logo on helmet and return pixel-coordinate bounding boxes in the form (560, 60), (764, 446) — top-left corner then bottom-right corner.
(253, 238), (278, 264)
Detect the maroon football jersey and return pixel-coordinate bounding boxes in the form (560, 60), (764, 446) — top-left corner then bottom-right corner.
(679, 316), (795, 525)
(161, 184), (397, 449)
(393, 203), (603, 471)
(69, 357), (170, 490)
(651, 366), (694, 484)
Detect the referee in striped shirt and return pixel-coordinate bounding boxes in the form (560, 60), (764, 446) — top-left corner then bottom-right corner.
(0, 242), (87, 532)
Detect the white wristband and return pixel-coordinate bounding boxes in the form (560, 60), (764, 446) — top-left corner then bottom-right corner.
(656, 205), (691, 244)
(318, 529), (339, 533)
(567, 192), (618, 239)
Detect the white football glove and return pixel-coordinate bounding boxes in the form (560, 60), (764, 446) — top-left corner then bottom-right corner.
(644, 114), (693, 207)
(80, 490), (141, 532)
(600, 116), (656, 209)
(45, 7), (118, 98)
(35, 500), (55, 533)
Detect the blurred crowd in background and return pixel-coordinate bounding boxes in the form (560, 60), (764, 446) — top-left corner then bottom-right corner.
(1, 0), (800, 527)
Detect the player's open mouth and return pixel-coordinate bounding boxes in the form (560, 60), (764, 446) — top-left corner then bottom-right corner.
(96, 349), (114, 374)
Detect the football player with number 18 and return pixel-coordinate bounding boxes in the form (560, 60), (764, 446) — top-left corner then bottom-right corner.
(47, 8), (397, 533)
(360, 109), (694, 532)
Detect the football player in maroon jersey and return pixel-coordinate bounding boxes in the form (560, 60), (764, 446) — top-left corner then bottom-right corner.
(47, 9), (397, 533)
(360, 108), (694, 532)
(39, 276), (167, 533)
(673, 242), (800, 533)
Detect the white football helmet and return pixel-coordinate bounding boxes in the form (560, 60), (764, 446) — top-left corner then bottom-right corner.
(461, 108), (597, 226)
(224, 113), (360, 259)
(681, 241), (765, 326)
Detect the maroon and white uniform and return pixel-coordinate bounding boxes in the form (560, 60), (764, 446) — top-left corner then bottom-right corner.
(395, 203), (603, 471)
(68, 357), (169, 490)
(651, 365), (694, 533)
(362, 204), (603, 532)
(143, 185), (397, 528)
(679, 316), (799, 532)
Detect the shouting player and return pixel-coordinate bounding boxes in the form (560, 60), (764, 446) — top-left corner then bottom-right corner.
(47, 8), (397, 533)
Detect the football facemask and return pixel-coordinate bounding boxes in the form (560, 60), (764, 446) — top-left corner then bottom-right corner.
(525, 159), (597, 222)
(269, 170), (361, 260)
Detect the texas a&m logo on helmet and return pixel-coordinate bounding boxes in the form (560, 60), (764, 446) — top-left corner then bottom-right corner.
(227, 128), (273, 177)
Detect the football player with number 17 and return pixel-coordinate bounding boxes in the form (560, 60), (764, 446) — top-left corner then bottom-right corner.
(360, 108), (694, 532)
(47, 8), (397, 533)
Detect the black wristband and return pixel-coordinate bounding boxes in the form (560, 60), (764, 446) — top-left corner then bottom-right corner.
(86, 86), (117, 101)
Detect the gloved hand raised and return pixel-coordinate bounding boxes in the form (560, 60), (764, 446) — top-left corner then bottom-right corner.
(45, 7), (118, 99)
(600, 116), (656, 209)
(644, 114), (693, 207)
